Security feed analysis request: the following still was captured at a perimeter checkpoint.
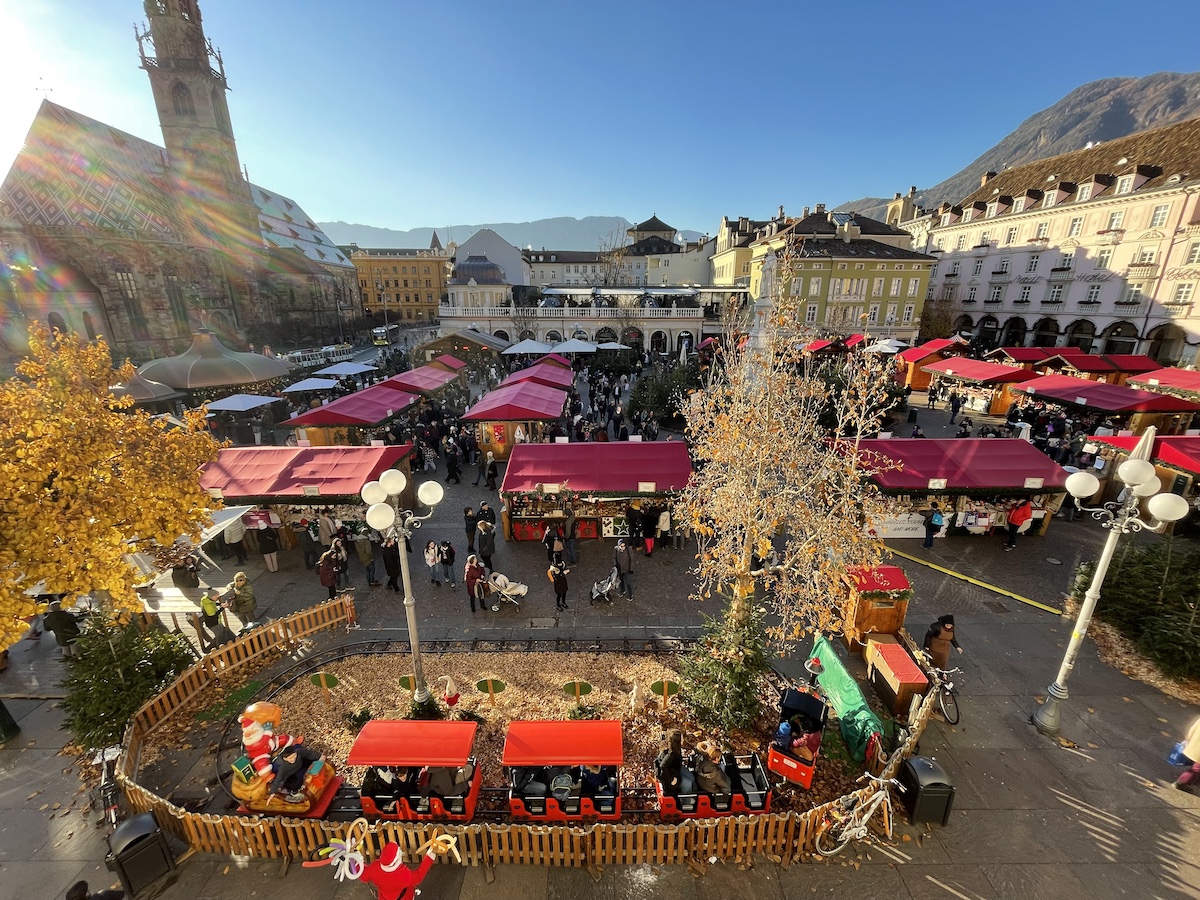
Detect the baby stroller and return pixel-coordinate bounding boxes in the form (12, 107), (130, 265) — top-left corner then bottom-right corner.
(485, 572), (528, 612)
(590, 567), (620, 605)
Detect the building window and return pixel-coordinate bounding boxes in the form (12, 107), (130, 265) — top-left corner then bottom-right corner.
(1043, 192), (1055, 208)
(930, 265), (939, 278)
(163, 269), (189, 336)
(1084, 285), (1102, 304)
(889, 279), (901, 296)
(805, 304), (818, 323)
(1068, 217), (1083, 237)
(903, 304), (914, 323)
(1116, 174), (1134, 194)
(1096, 248), (1113, 269)
(837, 262), (847, 270)
(986, 202), (998, 218)
(980, 230), (990, 245)
(998, 257), (1011, 274)
(1047, 284), (1064, 303)
(171, 82), (195, 117)
(1187, 243), (1200, 265)
(1018, 286), (1032, 303)
(940, 213), (951, 226)
(956, 235), (967, 250)
(1013, 198), (1025, 213)
(1150, 204), (1170, 228)
(809, 277), (822, 295)
(855, 263), (865, 270)
(940, 285), (956, 301)
(972, 260), (984, 276)
(1061, 251), (1075, 270)
(1107, 210), (1124, 230)
(1027, 254), (1040, 273)
(948, 262), (960, 276)
(790, 276), (802, 295)
(1136, 246), (1156, 264)
(1005, 227), (1019, 245)
(872, 278), (883, 296)
(1036, 221), (1050, 238)
(966, 287), (978, 302)
(1122, 284), (1144, 303)
(908, 278), (919, 297)
(868, 304), (879, 324)
(989, 285), (1003, 303)
(1173, 283), (1194, 303)
(1077, 184), (1092, 202)
(113, 265), (150, 341)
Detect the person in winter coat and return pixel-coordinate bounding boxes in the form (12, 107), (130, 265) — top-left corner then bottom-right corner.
(445, 449), (462, 484)
(923, 614), (963, 670)
(562, 510), (578, 564)
(1005, 498), (1033, 550)
(424, 541), (441, 585)
(476, 520), (497, 571)
(464, 554), (486, 613)
(380, 538), (402, 592)
(256, 522), (280, 572)
(613, 538), (634, 600)
(641, 508), (658, 557)
(225, 515), (248, 564)
(549, 564), (570, 610)
(692, 741), (731, 795)
(463, 506), (478, 553)
(317, 510), (336, 550)
(330, 537), (350, 588)
(477, 501), (497, 526)
(922, 502), (944, 549)
(474, 450), (488, 486)
(224, 572), (258, 623)
(438, 541), (457, 587)
(543, 522), (564, 565)
(654, 729), (684, 795)
(485, 452), (499, 490)
(355, 534), (379, 586)
(1174, 716), (1200, 793)
(317, 551), (339, 599)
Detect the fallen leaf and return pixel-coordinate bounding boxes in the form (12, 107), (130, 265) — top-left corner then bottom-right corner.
(39, 804), (49, 811)
(27, 791), (42, 801)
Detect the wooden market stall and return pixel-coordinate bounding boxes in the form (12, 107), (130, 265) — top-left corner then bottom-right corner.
(842, 565), (912, 650)
(428, 354), (469, 377)
(1127, 367), (1200, 403)
(1012, 374), (1200, 436)
(499, 442), (693, 541)
(415, 329), (511, 366)
(280, 384), (419, 446)
(859, 438), (1069, 539)
(894, 338), (964, 390)
(500, 362), (576, 391)
(1036, 352), (1160, 385)
(1090, 435), (1200, 531)
(461, 381), (568, 462)
(921, 358), (1037, 415)
(533, 353), (573, 369)
(382, 364), (463, 397)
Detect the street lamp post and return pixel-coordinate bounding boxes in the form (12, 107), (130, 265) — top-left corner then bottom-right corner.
(1031, 426), (1190, 737)
(361, 469), (445, 704)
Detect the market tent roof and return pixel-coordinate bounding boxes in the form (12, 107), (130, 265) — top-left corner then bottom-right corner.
(598, 341), (633, 351)
(136, 329), (290, 389)
(985, 347), (1057, 364)
(1092, 435), (1200, 476)
(502, 720), (623, 766)
(551, 338), (598, 354)
(844, 334), (866, 347)
(848, 565), (911, 594)
(204, 393), (281, 412)
(347, 721), (477, 767)
(501, 363), (576, 390)
(922, 358), (1037, 385)
(864, 339), (906, 354)
(282, 384), (418, 426)
(503, 338), (552, 355)
(897, 338), (962, 363)
(462, 381), (566, 422)
(858, 438), (1070, 492)
(534, 353), (573, 368)
(282, 377), (340, 392)
(314, 362), (377, 376)
(1100, 354), (1162, 374)
(1039, 354), (1119, 373)
(1013, 374), (1200, 413)
(431, 354), (467, 371)
(111, 372), (185, 403)
(199, 445), (412, 500)
(500, 442), (693, 494)
(1128, 367), (1200, 397)
(383, 365), (459, 395)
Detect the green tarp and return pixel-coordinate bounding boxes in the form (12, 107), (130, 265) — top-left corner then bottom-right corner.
(810, 635), (883, 762)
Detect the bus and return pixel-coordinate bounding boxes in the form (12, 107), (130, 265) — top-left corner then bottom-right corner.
(373, 323), (402, 346)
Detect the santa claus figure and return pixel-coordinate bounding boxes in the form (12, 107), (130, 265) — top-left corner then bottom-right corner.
(360, 842), (436, 900)
(240, 715), (299, 778)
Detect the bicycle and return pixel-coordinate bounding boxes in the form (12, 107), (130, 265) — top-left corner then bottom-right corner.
(814, 773), (905, 857)
(931, 667), (962, 725)
(91, 746), (124, 830)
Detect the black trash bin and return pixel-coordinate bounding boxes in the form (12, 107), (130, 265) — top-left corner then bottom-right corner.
(106, 811), (176, 896)
(907, 408), (920, 424)
(898, 755), (955, 826)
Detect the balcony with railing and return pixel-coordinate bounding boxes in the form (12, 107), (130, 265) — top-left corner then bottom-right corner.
(989, 270), (1011, 283)
(1048, 267), (1075, 282)
(439, 304), (704, 320)
(1126, 261), (1159, 278)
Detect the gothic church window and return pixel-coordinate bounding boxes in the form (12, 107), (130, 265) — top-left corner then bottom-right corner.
(172, 82), (195, 117)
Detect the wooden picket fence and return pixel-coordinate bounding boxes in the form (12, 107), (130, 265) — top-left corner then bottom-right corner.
(115, 606), (940, 870)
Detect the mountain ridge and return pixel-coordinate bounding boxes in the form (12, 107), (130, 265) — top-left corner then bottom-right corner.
(836, 71), (1200, 221)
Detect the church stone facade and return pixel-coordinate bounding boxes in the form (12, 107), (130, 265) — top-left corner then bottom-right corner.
(0, 0), (354, 366)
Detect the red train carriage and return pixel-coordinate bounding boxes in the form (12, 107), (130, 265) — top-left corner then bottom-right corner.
(655, 749), (772, 819)
(766, 688), (829, 790)
(349, 720), (481, 821)
(503, 720), (623, 822)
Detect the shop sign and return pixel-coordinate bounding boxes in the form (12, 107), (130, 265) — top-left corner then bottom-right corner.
(865, 513), (927, 539)
(1023, 477), (1045, 489)
(638, 481), (656, 493)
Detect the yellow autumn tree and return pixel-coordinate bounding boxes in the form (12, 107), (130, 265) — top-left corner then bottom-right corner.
(677, 245), (898, 729)
(0, 325), (220, 649)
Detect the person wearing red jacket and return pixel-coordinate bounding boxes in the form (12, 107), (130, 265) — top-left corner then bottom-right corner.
(1005, 499), (1033, 551)
(360, 842), (436, 900)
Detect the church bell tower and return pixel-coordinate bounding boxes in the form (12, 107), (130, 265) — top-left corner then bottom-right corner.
(136, 0), (260, 255)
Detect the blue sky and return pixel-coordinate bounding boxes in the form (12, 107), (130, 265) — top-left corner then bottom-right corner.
(2, 0), (1197, 235)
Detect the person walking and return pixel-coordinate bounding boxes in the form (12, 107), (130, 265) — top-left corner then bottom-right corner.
(438, 540), (457, 587)
(445, 447), (462, 484)
(295, 520), (319, 570)
(256, 522), (280, 572)
(225, 514), (248, 565)
(923, 615), (963, 670)
(1005, 498), (1033, 551)
(549, 563), (570, 610)
(223, 572), (258, 625)
(477, 520), (496, 572)
(317, 509), (337, 551)
(330, 537), (350, 588)
(464, 554), (486, 614)
(380, 537), (401, 592)
(317, 551), (339, 600)
(641, 507), (658, 557)
(1174, 715), (1200, 794)
(562, 509), (578, 565)
(485, 452), (499, 491)
(926, 384), (939, 409)
(463, 506), (478, 553)
(424, 540), (441, 585)
(355, 533), (379, 586)
(473, 450), (487, 486)
(922, 502), (944, 549)
(614, 538), (634, 601)
(948, 391), (962, 425)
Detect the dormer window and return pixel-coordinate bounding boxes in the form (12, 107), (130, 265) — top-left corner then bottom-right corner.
(1076, 184), (1092, 202)
(940, 213), (952, 227)
(1043, 190), (1056, 208)
(1116, 175), (1134, 194)
(986, 202), (998, 218)
(1013, 198), (1025, 213)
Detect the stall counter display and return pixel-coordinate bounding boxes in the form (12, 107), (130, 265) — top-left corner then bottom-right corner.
(893, 494), (1056, 538)
(504, 495), (630, 541)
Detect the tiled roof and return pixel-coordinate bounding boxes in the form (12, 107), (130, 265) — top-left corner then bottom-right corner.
(345, 246), (441, 258)
(792, 238), (935, 261)
(253, 185), (351, 267)
(774, 211), (907, 239)
(953, 115), (1200, 208)
(624, 235), (681, 256)
(632, 214), (673, 233)
(522, 249), (603, 264)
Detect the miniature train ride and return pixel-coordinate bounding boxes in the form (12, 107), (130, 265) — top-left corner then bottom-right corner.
(231, 686), (828, 823)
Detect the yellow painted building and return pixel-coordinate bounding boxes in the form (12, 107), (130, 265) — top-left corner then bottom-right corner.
(345, 234), (450, 324)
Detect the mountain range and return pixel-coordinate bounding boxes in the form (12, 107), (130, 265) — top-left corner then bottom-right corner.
(318, 216), (704, 252)
(836, 71), (1200, 221)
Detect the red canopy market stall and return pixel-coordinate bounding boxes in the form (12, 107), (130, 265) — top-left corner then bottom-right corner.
(1012, 374), (1200, 435)
(501, 363), (577, 391)
(1089, 435), (1200, 530)
(921, 358), (1037, 415)
(894, 338), (964, 390)
(499, 442), (693, 541)
(429, 354), (469, 376)
(1034, 352), (1160, 385)
(534, 353), (573, 369)
(858, 438), (1069, 540)
(383, 364), (462, 397)
(462, 382), (568, 461)
(281, 385), (419, 446)
(1127, 367), (1200, 402)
